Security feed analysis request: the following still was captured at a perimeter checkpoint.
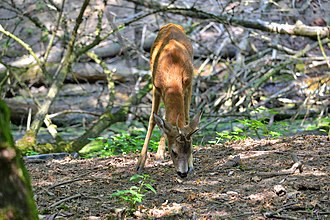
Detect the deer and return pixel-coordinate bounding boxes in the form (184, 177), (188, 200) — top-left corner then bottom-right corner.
(136, 23), (201, 178)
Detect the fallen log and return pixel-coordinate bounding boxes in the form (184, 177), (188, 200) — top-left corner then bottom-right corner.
(5, 59), (145, 86)
(4, 83), (130, 126)
(0, 36), (155, 74)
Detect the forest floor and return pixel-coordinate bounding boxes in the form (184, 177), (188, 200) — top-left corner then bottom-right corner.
(26, 134), (329, 219)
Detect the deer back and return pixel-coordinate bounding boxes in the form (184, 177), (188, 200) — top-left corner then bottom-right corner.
(150, 23), (194, 127)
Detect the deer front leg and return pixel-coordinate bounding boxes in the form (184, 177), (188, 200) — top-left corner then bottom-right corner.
(136, 87), (160, 172)
(188, 148), (194, 173)
(136, 116), (155, 172)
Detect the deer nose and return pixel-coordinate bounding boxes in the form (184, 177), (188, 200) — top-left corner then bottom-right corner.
(177, 171), (188, 178)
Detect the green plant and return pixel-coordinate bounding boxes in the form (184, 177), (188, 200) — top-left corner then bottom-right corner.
(210, 108), (285, 144)
(41, 30), (49, 42)
(237, 118), (282, 139)
(237, 118), (266, 139)
(111, 174), (156, 214)
(236, 108), (282, 139)
(210, 127), (247, 144)
(36, 0), (46, 11)
(24, 150), (39, 156)
(82, 129), (161, 158)
(40, 208), (51, 215)
(306, 116), (330, 136)
(25, 28), (34, 36)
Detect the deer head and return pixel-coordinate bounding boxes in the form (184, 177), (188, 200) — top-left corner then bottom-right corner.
(154, 112), (200, 178)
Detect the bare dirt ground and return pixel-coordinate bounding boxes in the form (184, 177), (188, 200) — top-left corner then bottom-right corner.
(26, 135), (329, 219)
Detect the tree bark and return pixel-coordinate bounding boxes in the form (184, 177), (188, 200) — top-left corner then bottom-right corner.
(0, 100), (39, 220)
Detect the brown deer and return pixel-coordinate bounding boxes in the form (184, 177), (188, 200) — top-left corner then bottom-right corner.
(136, 23), (200, 178)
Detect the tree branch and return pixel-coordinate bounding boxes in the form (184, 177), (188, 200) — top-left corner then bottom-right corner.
(127, 0), (330, 38)
(0, 24), (43, 70)
(30, 0), (90, 131)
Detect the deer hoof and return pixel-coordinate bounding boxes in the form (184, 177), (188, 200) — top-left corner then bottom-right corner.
(136, 164), (144, 173)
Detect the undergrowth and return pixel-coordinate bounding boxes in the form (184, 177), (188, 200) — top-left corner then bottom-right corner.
(81, 129), (161, 158)
(208, 108), (329, 144)
(111, 174), (157, 216)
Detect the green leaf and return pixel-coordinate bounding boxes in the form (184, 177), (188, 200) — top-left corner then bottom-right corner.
(130, 186), (139, 191)
(268, 108), (279, 115)
(130, 174), (143, 182)
(111, 189), (131, 197)
(295, 63), (305, 72)
(144, 183), (157, 194)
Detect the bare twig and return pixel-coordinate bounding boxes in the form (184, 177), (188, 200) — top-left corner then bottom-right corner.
(258, 153), (303, 178)
(263, 202), (301, 219)
(0, 24), (44, 72)
(48, 109), (101, 119)
(43, 0), (66, 63)
(49, 193), (82, 208)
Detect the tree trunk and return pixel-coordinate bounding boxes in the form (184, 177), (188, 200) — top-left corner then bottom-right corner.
(0, 100), (39, 220)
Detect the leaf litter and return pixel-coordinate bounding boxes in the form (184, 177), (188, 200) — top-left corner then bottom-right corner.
(26, 135), (329, 219)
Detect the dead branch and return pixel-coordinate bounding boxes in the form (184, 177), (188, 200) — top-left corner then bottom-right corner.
(75, 9), (158, 56)
(43, 0), (66, 64)
(49, 177), (93, 190)
(48, 110), (101, 119)
(5, 83), (112, 126)
(49, 194), (82, 208)
(263, 202), (307, 220)
(0, 24), (47, 78)
(209, 37), (329, 116)
(264, 214), (299, 220)
(258, 153), (303, 178)
(48, 176), (113, 191)
(127, 0), (330, 38)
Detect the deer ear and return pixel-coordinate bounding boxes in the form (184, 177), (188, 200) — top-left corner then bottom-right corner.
(188, 111), (201, 131)
(154, 114), (172, 135)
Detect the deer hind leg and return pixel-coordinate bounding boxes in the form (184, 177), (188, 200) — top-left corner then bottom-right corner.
(184, 84), (192, 124)
(155, 91), (167, 160)
(156, 134), (166, 160)
(136, 87), (161, 172)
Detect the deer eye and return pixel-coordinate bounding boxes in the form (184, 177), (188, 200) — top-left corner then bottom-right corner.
(171, 149), (178, 158)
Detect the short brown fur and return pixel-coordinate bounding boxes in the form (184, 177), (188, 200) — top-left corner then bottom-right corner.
(136, 23), (200, 178)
